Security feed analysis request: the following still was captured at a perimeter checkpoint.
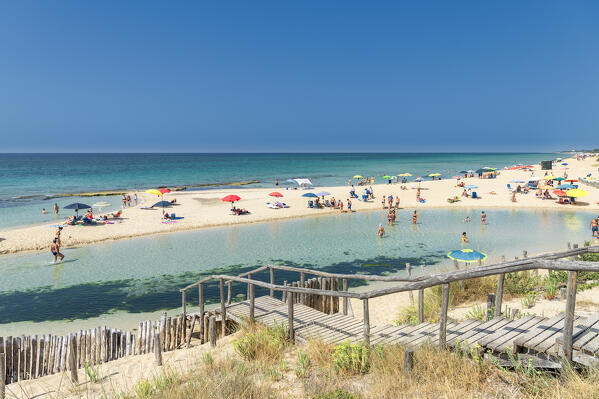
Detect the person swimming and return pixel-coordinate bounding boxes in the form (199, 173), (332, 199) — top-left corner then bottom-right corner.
(462, 232), (468, 243)
(465, 217), (471, 223)
(377, 224), (385, 237)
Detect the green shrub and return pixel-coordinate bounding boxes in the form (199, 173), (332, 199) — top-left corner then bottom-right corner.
(295, 349), (310, 378)
(84, 361), (100, 384)
(465, 304), (487, 321)
(521, 291), (537, 309)
(505, 271), (541, 295)
(133, 379), (154, 399)
(544, 277), (558, 300)
(233, 321), (288, 362)
(332, 341), (369, 374)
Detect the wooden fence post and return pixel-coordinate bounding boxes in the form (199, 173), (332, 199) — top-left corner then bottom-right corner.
(220, 278), (226, 337)
(486, 293), (495, 321)
(269, 267), (275, 297)
(0, 353), (5, 399)
(300, 272), (305, 304)
(363, 299), (370, 347)
(288, 292), (295, 342)
(418, 289), (424, 323)
(249, 281), (255, 322)
(68, 335), (78, 384)
(439, 284), (450, 349)
(246, 274), (252, 300)
(403, 348), (414, 376)
(154, 335), (162, 366)
(495, 274), (505, 318)
(181, 290), (187, 320)
(562, 271), (578, 362)
(209, 316), (216, 347)
(406, 263), (413, 304)
(199, 283), (205, 344)
(342, 279), (348, 316)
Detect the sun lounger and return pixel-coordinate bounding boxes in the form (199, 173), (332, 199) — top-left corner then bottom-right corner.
(507, 184), (512, 191)
(275, 201), (289, 208)
(267, 202), (279, 209)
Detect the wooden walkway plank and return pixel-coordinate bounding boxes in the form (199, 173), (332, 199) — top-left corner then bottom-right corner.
(478, 316), (536, 349)
(488, 317), (546, 353)
(572, 321), (599, 352)
(452, 317), (513, 349)
(512, 314), (565, 353)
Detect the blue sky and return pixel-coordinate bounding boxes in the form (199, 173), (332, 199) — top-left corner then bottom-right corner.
(0, 1), (598, 152)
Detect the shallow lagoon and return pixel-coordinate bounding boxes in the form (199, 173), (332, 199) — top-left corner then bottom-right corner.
(0, 207), (595, 335)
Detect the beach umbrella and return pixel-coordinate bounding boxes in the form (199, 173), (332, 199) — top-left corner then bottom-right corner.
(428, 173), (441, 177)
(464, 185), (478, 190)
(565, 179), (578, 183)
(158, 188), (171, 194)
(397, 173), (412, 177)
(146, 189), (163, 196)
(414, 177), (423, 182)
(565, 189), (588, 198)
(556, 184), (577, 190)
(561, 163), (568, 166)
(222, 195), (241, 202)
(553, 190), (567, 196)
(510, 179), (525, 183)
(452, 175), (462, 179)
(353, 175), (363, 179)
(543, 175), (557, 180)
(64, 202), (92, 216)
(152, 201), (172, 208)
(467, 170), (475, 173)
(447, 249), (487, 263)
(539, 185), (553, 190)
(302, 193), (318, 198)
(554, 177), (565, 181)
(382, 175), (392, 179)
(269, 192), (284, 198)
(316, 191), (331, 196)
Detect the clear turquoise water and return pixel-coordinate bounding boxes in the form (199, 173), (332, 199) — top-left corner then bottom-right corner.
(0, 153), (556, 229)
(0, 207), (593, 330)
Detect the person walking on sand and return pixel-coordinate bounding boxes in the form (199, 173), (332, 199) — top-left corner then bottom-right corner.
(133, 193), (138, 206)
(395, 196), (400, 209)
(378, 224), (385, 237)
(50, 238), (64, 263)
(591, 217), (599, 238)
(55, 226), (63, 246)
(481, 211), (486, 225)
(412, 210), (418, 224)
(347, 198), (352, 212)
(54, 203), (59, 215)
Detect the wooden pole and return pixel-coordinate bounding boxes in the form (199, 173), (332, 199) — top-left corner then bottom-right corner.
(300, 272), (306, 304)
(288, 292), (295, 342)
(227, 281), (232, 305)
(486, 293), (495, 321)
(439, 283), (450, 349)
(154, 335), (162, 366)
(199, 283), (204, 344)
(269, 267), (275, 297)
(209, 316), (216, 347)
(220, 278), (226, 337)
(495, 274), (505, 318)
(403, 348), (414, 376)
(249, 281), (255, 322)
(363, 299), (370, 347)
(181, 290), (187, 320)
(418, 288), (424, 323)
(342, 278), (348, 315)
(68, 335), (78, 384)
(0, 353), (5, 399)
(406, 263), (414, 304)
(562, 271), (578, 362)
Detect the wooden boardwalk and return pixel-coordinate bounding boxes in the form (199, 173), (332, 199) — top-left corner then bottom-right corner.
(227, 296), (599, 366)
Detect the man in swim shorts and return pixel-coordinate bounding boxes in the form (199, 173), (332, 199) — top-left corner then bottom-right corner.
(412, 210), (418, 224)
(377, 224), (385, 237)
(50, 238), (64, 263)
(481, 211), (486, 225)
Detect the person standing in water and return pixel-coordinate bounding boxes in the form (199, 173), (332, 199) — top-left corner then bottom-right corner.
(377, 224), (385, 237)
(481, 211), (487, 225)
(462, 232), (469, 243)
(50, 238), (64, 263)
(412, 210), (418, 224)
(591, 217), (599, 238)
(54, 203), (59, 215)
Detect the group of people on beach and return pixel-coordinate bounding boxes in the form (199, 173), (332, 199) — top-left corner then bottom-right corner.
(122, 194), (137, 208)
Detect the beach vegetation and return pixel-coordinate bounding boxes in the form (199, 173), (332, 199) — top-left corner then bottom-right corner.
(332, 341), (370, 374)
(233, 321), (289, 363)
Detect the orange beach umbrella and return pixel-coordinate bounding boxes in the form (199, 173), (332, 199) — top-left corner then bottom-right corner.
(269, 192), (284, 198)
(222, 195), (241, 202)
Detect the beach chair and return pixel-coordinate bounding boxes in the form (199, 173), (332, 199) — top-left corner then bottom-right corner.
(507, 184), (512, 191)
(472, 192), (479, 199)
(267, 202), (279, 209)
(308, 200), (314, 208)
(325, 200), (331, 207)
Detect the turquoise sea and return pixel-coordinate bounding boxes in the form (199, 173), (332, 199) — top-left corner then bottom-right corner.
(0, 153), (557, 229)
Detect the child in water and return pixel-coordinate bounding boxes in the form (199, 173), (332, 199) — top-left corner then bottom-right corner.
(462, 232), (468, 243)
(377, 224), (385, 237)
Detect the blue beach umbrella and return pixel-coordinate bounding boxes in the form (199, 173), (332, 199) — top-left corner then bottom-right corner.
(447, 249), (487, 263)
(302, 193), (318, 198)
(152, 201), (172, 208)
(316, 191), (331, 196)
(64, 202), (92, 216)
(464, 185), (478, 190)
(556, 184), (577, 190)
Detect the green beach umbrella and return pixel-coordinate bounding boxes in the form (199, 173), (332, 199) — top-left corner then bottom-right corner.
(382, 175), (392, 179)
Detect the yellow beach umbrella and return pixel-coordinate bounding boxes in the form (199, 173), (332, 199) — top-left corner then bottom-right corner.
(145, 189), (163, 196)
(397, 173), (412, 177)
(543, 175), (557, 180)
(565, 189), (588, 198)
(353, 175), (363, 179)
(539, 185), (553, 190)
(429, 173), (441, 177)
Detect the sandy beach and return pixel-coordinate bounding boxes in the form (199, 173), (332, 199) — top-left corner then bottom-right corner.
(1, 156), (597, 255)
